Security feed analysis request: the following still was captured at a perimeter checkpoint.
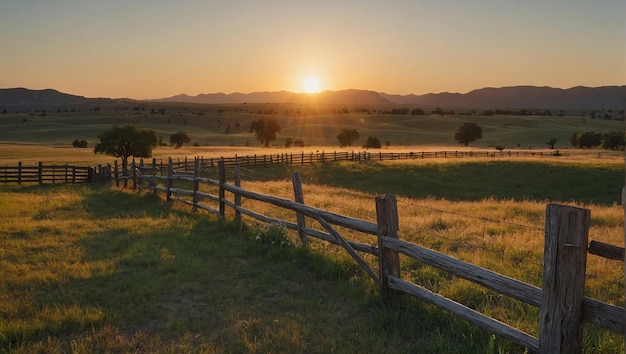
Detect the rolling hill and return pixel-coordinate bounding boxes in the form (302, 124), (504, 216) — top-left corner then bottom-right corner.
(1, 85), (624, 112)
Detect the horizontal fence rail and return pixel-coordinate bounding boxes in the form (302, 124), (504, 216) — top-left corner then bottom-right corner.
(129, 157), (625, 354)
(0, 162), (92, 185)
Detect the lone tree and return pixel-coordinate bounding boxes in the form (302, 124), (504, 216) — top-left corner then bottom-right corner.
(94, 125), (158, 167)
(546, 138), (557, 149)
(364, 136), (382, 149)
(249, 118), (281, 147)
(454, 122), (483, 146)
(337, 129), (360, 147)
(170, 131), (191, 148)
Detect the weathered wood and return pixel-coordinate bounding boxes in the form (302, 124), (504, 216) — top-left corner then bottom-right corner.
(314, 215), (380, 285)
(234, 165), (241, 221)
(193, 158), (200, 210)
(166, 158), (173, 201)
(540, 204), (590, 354)
(376, 194), (401, 303)
(38, 162), (43, 185)
(588, 240), (625, 261)
(382, 237), (543, 307)
(292, 172), (308, 246)
(582, 297), (626, 334)
(387, 275), (539, 353)
(218, 159), (226, 218)
(222, 183), (378, 235)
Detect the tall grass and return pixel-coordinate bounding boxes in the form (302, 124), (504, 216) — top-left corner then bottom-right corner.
(1, 157), (624, 352)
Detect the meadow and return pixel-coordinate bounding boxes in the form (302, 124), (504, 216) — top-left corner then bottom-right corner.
(0, 104), (623, 150)
(1, 157), (624, 353)
(0, 107), (624, 352)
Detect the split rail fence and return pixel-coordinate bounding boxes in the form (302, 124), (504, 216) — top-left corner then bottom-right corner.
(1, 148), (618, 186)
(130, 157), (625, 354)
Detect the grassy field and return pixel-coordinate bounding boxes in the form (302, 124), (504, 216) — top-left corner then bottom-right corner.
(0, 106), (623, 149)
(1, 157), (624, 353)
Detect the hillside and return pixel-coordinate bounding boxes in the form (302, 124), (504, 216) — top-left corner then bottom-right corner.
(1, 85), (624, 112)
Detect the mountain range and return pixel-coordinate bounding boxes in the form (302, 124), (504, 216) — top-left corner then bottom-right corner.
(1, 86), (624, 112)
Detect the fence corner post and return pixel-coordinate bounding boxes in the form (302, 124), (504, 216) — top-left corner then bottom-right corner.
(376, 194), (401, 304)
(166, 157), (173, 201)
(292, 172), (308, 246)
(218, 158), (226, 218)
(234, 165), (242, 222)
(539, 204), (590, 354)
(193, 157), (200, 210)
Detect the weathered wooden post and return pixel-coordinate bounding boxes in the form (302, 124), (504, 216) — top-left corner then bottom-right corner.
(193, 157), (199, 210)
(292, 172), (308, 246)
(234, 165), (241, 221)
(17, 161), (22, 185)
(38, 162), (43, 185)
(218, 158), (226, 218)
(132, 159), (137, 190)
(166, 157), (173, 202)
(539, 204), (590, 354)
(151, 158), (157, 194)
(375, 194), (401, 304)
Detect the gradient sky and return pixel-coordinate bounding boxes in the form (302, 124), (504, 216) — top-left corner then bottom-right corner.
(1, 0), (624, 99)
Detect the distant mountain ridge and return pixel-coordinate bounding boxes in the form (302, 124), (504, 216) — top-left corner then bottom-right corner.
(155, 85), (625, 109)
(1, 85), (624, 112)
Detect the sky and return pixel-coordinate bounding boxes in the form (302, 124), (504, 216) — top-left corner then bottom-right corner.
(1, 0), (624, 99)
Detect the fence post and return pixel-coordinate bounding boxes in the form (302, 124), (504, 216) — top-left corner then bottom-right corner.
(193, 157), (199, 210)
(218, 158), (226, 218)
(166, 157), (173, 202)
(17, 161), (22, 185)
(38, 162), (43, 185)
(234, 165), (241, 221)
(375, 194), (401, 304)
(132, 159), (137, 190)
(539, 204), (590, 354)
(292, 172), (308, 246)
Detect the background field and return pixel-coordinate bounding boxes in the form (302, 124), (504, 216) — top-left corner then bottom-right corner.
(0, 105), (623, 150)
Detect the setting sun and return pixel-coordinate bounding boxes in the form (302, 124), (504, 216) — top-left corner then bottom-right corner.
(304, 76), (320, 93)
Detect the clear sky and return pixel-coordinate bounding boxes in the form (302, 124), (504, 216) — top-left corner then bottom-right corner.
(1, 0), (624, 99)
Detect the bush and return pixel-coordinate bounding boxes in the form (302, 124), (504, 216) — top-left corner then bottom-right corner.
(364, 136), (382, 149)
(72, 139), (88, 148)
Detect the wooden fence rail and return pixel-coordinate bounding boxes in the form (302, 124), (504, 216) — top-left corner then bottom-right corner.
(131, 157), (625, 353)
(0, 162), (93, 185)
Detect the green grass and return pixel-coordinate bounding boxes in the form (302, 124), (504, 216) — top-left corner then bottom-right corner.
(262, 158), (625, 206)
(1, 184), (530, 353)
(0, 106), (622, 149)
(1, 158), (624, 353)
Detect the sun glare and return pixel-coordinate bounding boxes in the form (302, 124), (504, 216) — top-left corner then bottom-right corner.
(304, 76), (320, 93)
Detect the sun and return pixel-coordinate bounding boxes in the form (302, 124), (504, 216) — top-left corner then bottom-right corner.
(304, 76), (320, 93)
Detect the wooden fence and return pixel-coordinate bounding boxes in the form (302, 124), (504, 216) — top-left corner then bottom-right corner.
(142, 149), (573, 171)
(130, 157), (625, 353)
(0, 162), (93, 185)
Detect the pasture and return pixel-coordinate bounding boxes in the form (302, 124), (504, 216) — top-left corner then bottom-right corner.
(0, 106), (624, 352)
(0, 105), (622, 150)
(1, 156), (624, 353)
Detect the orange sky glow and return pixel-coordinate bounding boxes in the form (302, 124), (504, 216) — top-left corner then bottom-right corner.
(0, 1), (624, 99)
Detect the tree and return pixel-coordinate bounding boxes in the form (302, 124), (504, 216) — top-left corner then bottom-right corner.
(94, 125), (158, 166)
(170, 131), (191, 148)
(364, 136), (381, 149)
(601, 131), (625, 150)
(285, 137), (293, 148)
(337, 129), (360, 147)
(546, 138), (557, 149)
(249, 118), (281, 147)
(577, 131), (602, 148)
(454, 122), (483, 146)
(72, 139), (88, 148)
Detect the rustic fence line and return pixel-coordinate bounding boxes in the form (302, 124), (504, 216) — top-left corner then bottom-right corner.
(0, 162), (93, 185)
(1, 148), (618, 185)
(141, 149), (573, 172)
(130, 157), (625, 353)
